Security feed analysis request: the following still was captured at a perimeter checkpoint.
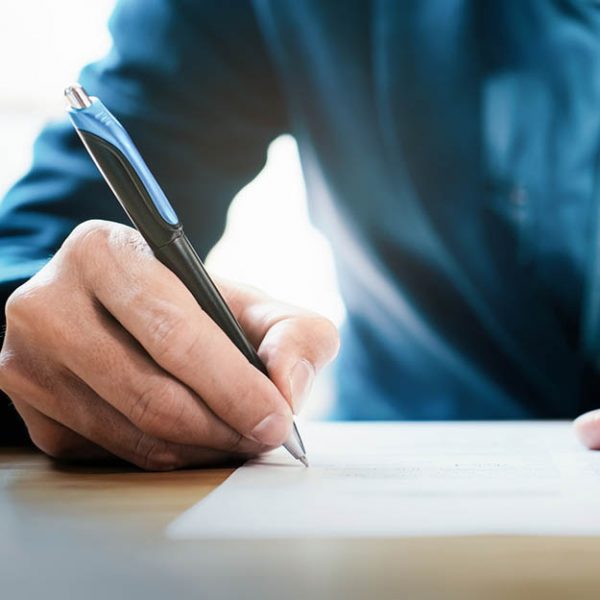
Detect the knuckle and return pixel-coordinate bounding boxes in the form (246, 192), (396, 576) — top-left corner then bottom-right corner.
(263, 313), (340, 369)
(113, 226), (149, 256)
(0, 346), (16, 383)
(64, 220), (113, 259)
(64, 220), (148, 273)
(148, 309), (200, 370)
(5, 280), (48, 327)
(148, 309), (184, 350)
(4, 287), (25, 324)
(309, 314), (338, 340)
(0, 340), (58, 399)
(303, 315), (340, 362)
(4, 274), (78, 355)
(133, 434), (182, 471)
(30, 425), (75, 460)
(129, 378), (184, 438)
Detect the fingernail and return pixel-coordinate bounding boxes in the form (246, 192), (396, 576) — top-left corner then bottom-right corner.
(249, 413), (291, 446)
(289, 359), (315, 414)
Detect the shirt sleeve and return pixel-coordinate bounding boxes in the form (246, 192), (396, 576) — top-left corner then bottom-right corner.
(0, 0), (287, 443)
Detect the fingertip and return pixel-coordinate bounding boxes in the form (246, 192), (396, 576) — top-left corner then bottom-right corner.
(258, 315), (338, 410)
(302, 315), (341, 370)
(248, 411), (293, 447)
(573, 410), (600, 449)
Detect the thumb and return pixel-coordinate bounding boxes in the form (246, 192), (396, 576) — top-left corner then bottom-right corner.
(258, 314), (340, 414)
(213, 276), (340, 414)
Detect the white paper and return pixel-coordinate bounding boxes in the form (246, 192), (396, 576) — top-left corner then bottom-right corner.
(168, 421), (600, 539)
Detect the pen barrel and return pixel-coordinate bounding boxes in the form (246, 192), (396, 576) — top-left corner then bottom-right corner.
(68, 90), (307, 461)
(154, 234), (269, 377)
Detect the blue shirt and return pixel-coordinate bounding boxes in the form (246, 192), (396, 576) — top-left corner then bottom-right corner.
(2, 0), (600, 439)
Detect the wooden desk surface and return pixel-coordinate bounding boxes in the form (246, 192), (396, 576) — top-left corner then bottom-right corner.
(2, 448), (600, 600)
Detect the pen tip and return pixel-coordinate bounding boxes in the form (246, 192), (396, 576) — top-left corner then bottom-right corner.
(299, 456), (309, 468)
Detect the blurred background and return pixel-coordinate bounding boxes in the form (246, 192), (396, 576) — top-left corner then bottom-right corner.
(0, 0), (344, 416)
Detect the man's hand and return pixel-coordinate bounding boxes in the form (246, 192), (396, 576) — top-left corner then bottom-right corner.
(0, 220), (339, 470)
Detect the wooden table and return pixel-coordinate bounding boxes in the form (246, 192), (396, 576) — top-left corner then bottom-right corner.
(2, 448), (600, 600)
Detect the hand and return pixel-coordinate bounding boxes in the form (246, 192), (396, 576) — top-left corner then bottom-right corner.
(574, 410), (600, 449)
(0, 220), (339, 470)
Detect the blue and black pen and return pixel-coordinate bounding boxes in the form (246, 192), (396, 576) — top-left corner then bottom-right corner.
(64, 83), (308, 466)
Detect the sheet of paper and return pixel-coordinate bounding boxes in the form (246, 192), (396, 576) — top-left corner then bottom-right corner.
(168, 421), (600, 539)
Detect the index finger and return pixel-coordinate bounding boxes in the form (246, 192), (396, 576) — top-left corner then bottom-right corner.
(84, 225), (293, 447)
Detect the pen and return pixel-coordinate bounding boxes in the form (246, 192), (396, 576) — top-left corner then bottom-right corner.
(64, 83), (308, 467)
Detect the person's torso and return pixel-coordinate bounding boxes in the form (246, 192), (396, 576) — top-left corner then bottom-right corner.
(254, 0), (600, 418)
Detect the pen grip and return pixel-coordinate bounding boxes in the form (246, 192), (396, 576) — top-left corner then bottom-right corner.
(154, 234), (269, 377)
(78, 131), (179, 247)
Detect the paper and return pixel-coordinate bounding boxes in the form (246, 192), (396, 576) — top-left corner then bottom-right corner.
(168, 421), (600, 539)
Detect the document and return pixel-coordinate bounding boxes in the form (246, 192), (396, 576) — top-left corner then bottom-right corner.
(168, 421), (600, 539)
